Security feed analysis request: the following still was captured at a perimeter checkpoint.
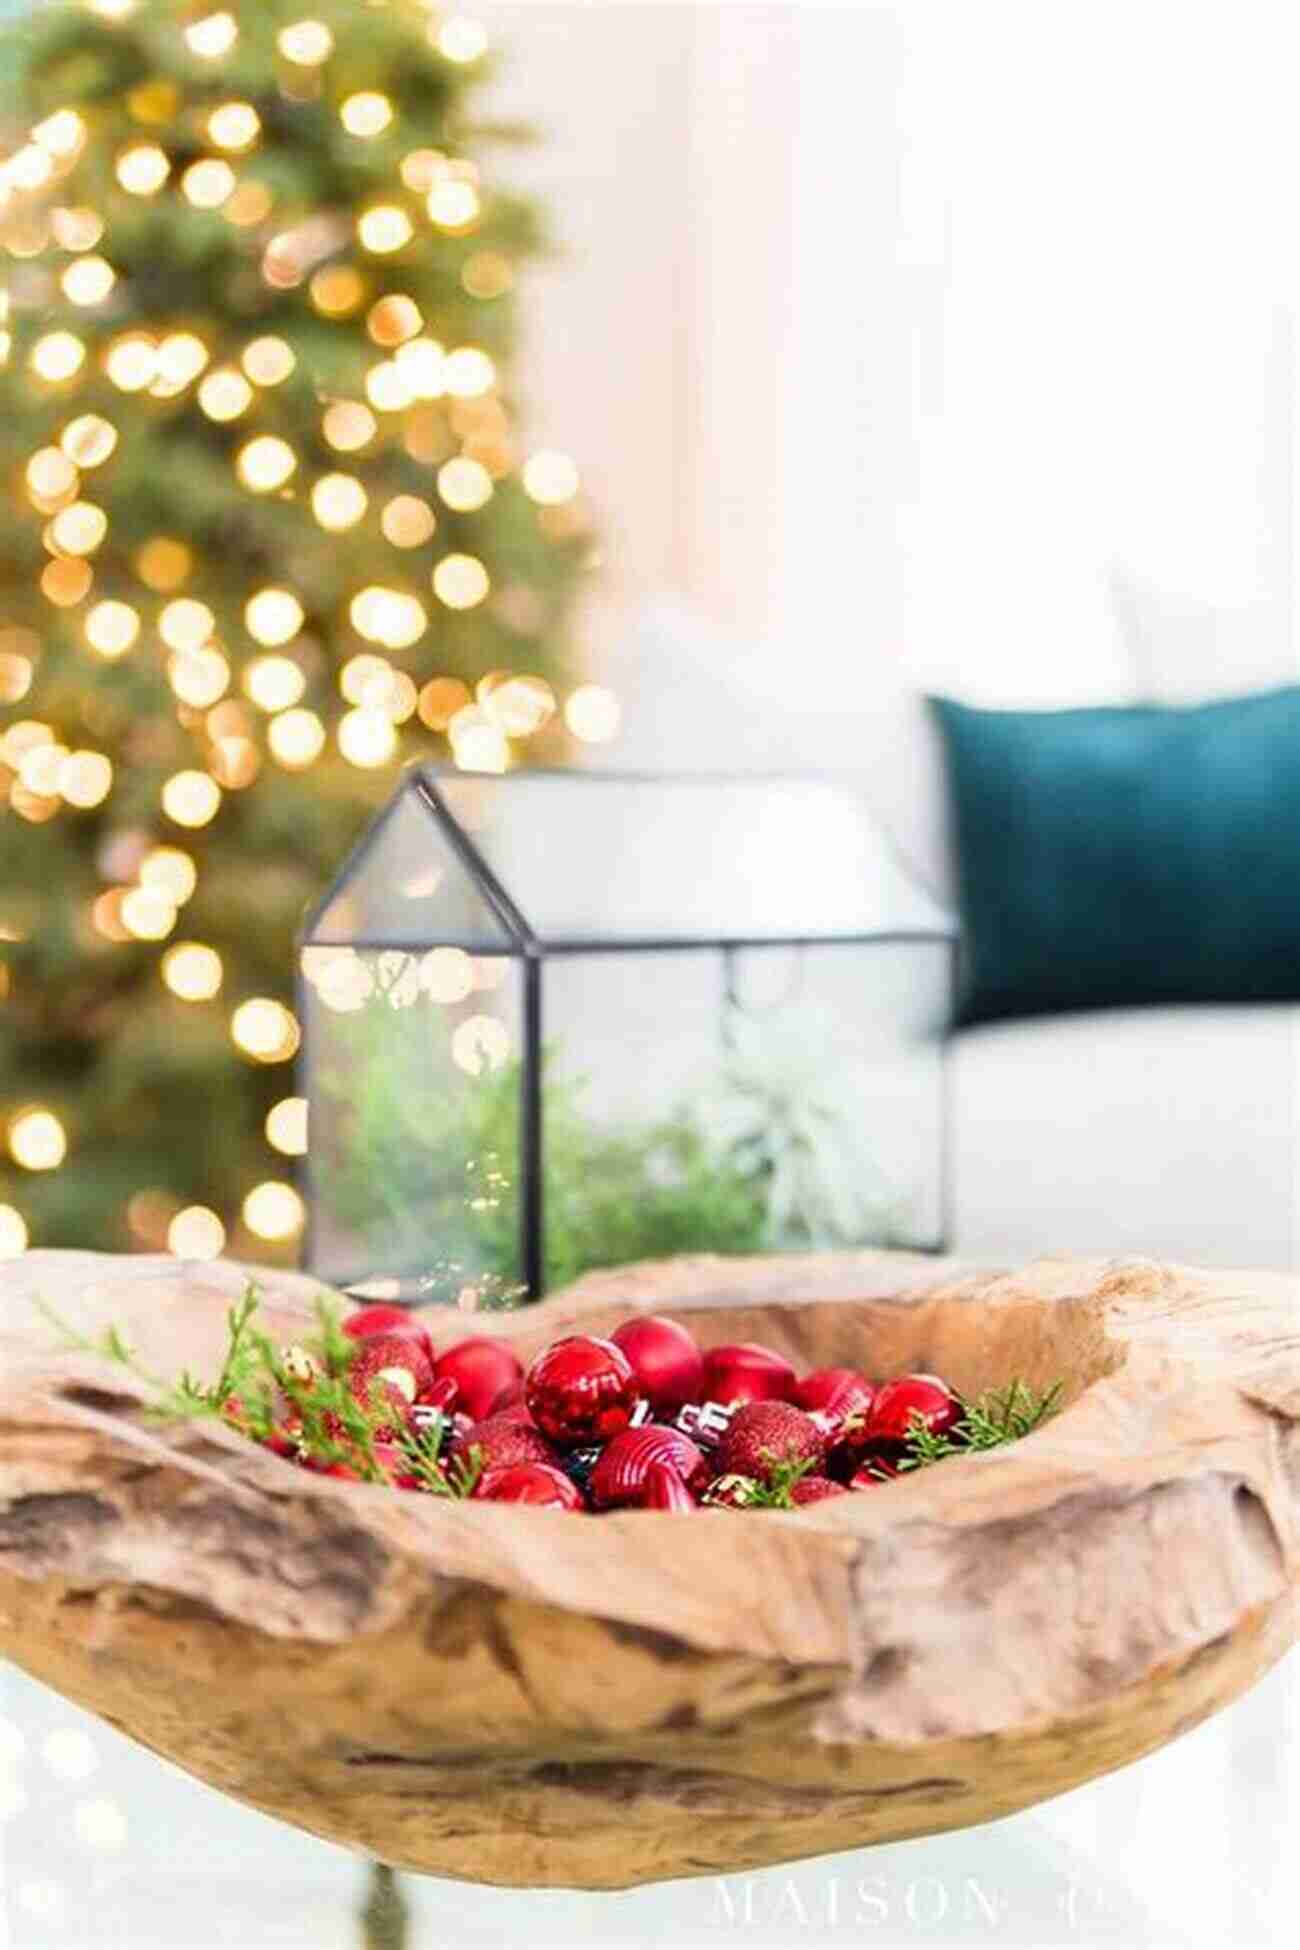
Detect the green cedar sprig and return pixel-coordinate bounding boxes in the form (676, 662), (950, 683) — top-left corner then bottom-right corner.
(894, 1378), (1064, 1472)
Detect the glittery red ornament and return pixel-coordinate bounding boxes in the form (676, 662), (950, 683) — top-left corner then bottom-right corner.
(611, 1315), (704, 1417)
(641, 1461), (697, 1511)
(476, 1461), (586, 1510)
(524, 1335), (641, 1448)
(447, 1412), (555, 1478)
(343, 1306), (433, 1357)
(588, 1424), (705, 1508)
(434, 1337), (525, 1422)
(415, 1375), (459, 1414)
(789, 1475), (850, 1506)
(700, 1342), (796, 1408)
(867, 1374), (961, 1449)
(347, 1333), (436, 1409)
(794, 1367), (876, 1436)
(717, 1401), (826, 1482)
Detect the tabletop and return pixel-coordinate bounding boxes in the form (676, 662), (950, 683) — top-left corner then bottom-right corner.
(2, 1647), (1296, 1950)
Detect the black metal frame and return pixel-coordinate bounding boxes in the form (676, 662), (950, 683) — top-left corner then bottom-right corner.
(297, 765), (959, 1299)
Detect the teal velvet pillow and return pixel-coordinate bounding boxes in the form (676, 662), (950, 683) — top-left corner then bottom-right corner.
(928, 686), (1300, 1026)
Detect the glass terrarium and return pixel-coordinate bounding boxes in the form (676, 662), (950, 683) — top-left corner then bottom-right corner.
(297, 769), (955, 1304)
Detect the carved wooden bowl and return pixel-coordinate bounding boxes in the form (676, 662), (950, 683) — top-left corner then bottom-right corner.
(1, 1248), (1297, 1889)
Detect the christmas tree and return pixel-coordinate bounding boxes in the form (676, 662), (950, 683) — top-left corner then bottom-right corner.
(0, 0), (593, 1267)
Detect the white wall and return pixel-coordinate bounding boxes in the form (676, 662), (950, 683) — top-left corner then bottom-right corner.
(484, 0), (1297, 727)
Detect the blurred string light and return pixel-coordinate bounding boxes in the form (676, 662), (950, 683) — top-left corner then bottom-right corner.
(0, 1206), (29, 1258)
(8, 1107), (67, 1171)
(278, 19), (334, 65)
(435, 17), (490, 64)
(268, 707), (325, 767)
(185, 12), (238, 59)
(243, 1180), (304, 1240)
(242, 335), (294, 385)
(266, 1096), (308, 1155)
(231, 997), (299, 1061)
(167, 1205), (225, 1259)
(162, 941), (223, 1000)
(565, 684), (621, 743)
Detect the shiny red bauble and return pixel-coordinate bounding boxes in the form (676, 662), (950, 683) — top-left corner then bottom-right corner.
(700, 1341), (796, 1408)
(347, 1333), (436, 1406)
(434, 1337), (525, 1422)
(611, 1315), (704, 1416)
(588, 1424), (705, 1508)
(525, 1334), (642, 1448)
(867, 1373), (962, 1448)
(475, 1461), (585, 1510)
(343, 1305), (432, 1351)
(794, 1367), (876, 1436)
(641, 1461), (697, 1511)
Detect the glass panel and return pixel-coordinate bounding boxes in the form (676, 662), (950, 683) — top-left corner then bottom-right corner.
(309, 776), (516, 947)
(300, 946), (524, 1303)
(538, 937), (947, 1287)
(431, 771), (951, 945)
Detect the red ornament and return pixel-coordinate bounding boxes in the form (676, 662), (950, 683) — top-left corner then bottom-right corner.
(641, 1461), (697, 1511)
(867, 1373), (961, 1449)
(789, 1475), (851, 1506)
(343, 1306), (433, 1356)
(476, 1461), (585, 1510)
(611, 1315), (704, 1416)
(373, 1443), (422, 1491)
(850, 1458), (901, 1489)
(524, 1335), (641, 1449)
(718, 1401), (826, 1483)
(700, 1342), (796, 1408)
(588, 1424), (706, 1508)
(447, 1412), (555, 1478)
(794, 1367), (876, 1436)
(434, 1338), (525, 1422)
(347, 1333), (436, 1409)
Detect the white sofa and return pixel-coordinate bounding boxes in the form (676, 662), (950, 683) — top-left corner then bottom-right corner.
(606, 597), (1300, 1270)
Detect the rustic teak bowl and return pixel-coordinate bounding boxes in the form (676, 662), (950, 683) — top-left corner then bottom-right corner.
(1, 1248), (1297, 1889)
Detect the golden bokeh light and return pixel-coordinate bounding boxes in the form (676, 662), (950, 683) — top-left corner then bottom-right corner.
(340, 651), (393, 707)
(357, 205), (413, 254)
(208, 102), (260, 152)
(565, 683), (622, 744)
(242, 335), (295, 385)
(426, 178), (480, 230)
(267, 707), (326, 768)
(381, 494), (436, 548)
(51, 206), (103, 251)
(140, 847), (197, 905)
(162, 770), (222, 828)
(400, 148), (444, 193)
(417, 675), (471, 730)
(159, 597), (215, 652)
(309, 263), (366, 316)
(237, 435), (297, 491)
(210, 735), (260, 789)
(116, 142), (170, 194)
(311, 472), (368, 531)
(243, 654), (306, 713)
(198, 366), (253, 420)
(341, 92), (393, 137)
(349, 585), (427, 648)
(522, 449), (580, 505)
(168, 646), (231, 708)
(225, 179), (273, 226)
(152, 332), (209, 396)
(442, 345), (495, 397)
(437, 456), (492, 512)
(432, 552), (490, 610)
(0, 1205), (28, 1259)
(128, 77), (180, 124)
(231, 997), (299, 1062)
(436, 16), (490, 63)
(60, 414), (117, 468)
(393, 335), (444, 398)
(8, 1107), (67, 1171)
(120, 885), (177, 940)
(338, 706), (397, 768)
(367, 294), (422, 346)
(461, 250), (513, 299)
(480, 672), (556, 737)
(244, 587), (304, 647)
(182, 158), (237, 209)
(18, 741), (67, 796)
(278, 19), (334, 64)
(448, 704), (508, 773)
(33, 109), (86, 158)
(185, 10), (237, 56)
(105, 333), (157, 391)
(321, 399), (377, 451)
(58, 750), (113, 807)
(242, 1180), (305, 1241)
(420, 946), (474, 1004)
(61, 254), (115, 306)
(31, 331), (87, 382)
(48, 500), (107, 556)
(40, 558), (93, 606)
(167, 1205), (226, 1259)
(26, 447), (78, 502)
(266, 1096), (308, 1156)
(365, 359), (414, 413)
(136, 536), (192, 590)
(162, 941), (223, 1001)
(0, 654), (33, 704)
